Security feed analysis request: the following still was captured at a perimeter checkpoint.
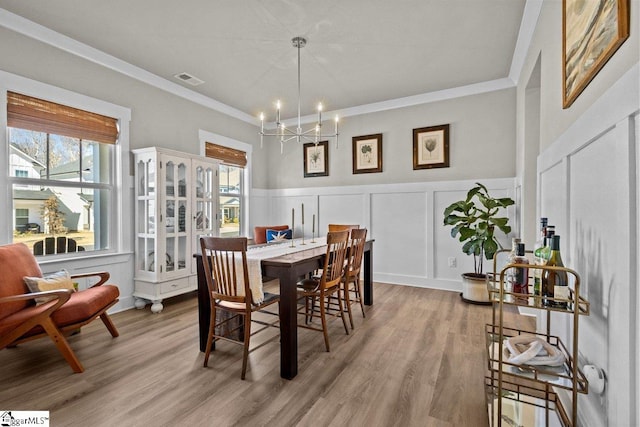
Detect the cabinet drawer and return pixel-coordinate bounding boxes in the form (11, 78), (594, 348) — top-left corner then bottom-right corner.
(160, 279), (190, 295)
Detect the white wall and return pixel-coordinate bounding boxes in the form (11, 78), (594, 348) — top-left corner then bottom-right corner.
(251, 178), (516, 292)
(537, 64), (639, 427)
(515, 0), (639, 424)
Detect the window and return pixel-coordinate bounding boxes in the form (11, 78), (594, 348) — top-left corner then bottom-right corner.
(15, 208), (29, 230)
(205, 142), (247, 238)
(7, 91), (118, 254)
(219, 164), (243, 237)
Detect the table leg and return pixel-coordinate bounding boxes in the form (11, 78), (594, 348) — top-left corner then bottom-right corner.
(363, 245), (373, 305)
(277, 269), (299, 380)
(196, 255), (211, 352)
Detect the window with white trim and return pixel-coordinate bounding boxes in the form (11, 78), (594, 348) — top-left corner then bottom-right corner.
(7, 91), (118, 254)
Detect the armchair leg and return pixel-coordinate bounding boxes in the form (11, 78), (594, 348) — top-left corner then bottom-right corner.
(41, 318), (84, 373)
(100, 313), (120, 337)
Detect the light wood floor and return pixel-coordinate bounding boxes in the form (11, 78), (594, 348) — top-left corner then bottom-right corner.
(0, 282), (533, 427)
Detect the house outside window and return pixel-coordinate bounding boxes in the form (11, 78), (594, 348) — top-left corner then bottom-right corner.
(15, 208), (29, 230)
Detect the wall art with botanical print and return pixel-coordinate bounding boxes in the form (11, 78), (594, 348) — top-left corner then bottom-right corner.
(413, 124), (449, 170)
(352, 133), (382, 174)
(303, 141), (328, 177)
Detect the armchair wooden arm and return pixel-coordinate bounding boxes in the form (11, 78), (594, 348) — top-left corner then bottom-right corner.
(0, 290), (71, 349)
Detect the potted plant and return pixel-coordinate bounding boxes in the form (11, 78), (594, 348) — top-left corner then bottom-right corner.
(443, 182), (514, 303)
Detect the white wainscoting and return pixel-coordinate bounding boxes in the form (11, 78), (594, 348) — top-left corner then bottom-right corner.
(538, 64), (639, 427)
(251, 178), (516, 293)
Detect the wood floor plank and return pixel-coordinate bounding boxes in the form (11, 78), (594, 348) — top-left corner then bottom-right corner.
(0, 283), (534, 426)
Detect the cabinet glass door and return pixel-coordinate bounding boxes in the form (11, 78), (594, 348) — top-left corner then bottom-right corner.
(192, 162), (218, 273)
(136, 158), (157, 277)
(164, 160), (189, 276)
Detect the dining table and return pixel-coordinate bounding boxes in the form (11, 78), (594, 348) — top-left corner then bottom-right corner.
(195, 237), (374, 380)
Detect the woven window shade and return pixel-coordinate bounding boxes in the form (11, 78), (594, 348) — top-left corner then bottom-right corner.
(7, 91), (119, 144)
(205, 142), (247, 167)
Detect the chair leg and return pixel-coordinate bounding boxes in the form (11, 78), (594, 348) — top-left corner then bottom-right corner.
(241, 312), (251, 380)
(320, 296), (330, 352)
(304, 296), (312, 324)
(336, 289), (350, 335)
(203, 306), (217, 367)
(99, 313), (120, 337)
(355, 277), (366, 317)
(343, 281), (355, 329)
(41, 318), (84, 373)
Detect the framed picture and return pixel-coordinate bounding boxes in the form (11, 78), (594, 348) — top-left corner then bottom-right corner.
(303, 141), (328, 177)
(563, 0), (629, 108)
(413, 124), (449, 170)
(352, 133), (383, 174)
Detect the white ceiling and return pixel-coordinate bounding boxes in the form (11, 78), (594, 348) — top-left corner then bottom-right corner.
(0, 0), (528, 123)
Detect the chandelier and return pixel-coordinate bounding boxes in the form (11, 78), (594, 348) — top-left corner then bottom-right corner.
(259, 36), (339, 152)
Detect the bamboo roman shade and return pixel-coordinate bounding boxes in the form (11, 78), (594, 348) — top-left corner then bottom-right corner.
(205, 142), (247, 167)
(7, 91), (119, 144)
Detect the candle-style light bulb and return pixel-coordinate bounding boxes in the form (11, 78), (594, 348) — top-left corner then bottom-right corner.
(259, 113), (265, 148)
(276, 100), (281, 125)
(317, 103), (323, 126)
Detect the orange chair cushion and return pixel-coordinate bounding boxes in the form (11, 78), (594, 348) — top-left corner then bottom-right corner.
(51, 285), (119, 328)
(253, 225), (289, 245)
(0, 243), (42, 320)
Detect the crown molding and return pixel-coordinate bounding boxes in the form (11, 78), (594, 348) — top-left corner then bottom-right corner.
(509, 0), (543, 84)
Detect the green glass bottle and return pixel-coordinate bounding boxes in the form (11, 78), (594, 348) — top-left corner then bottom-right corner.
(533, 224), (554, 296)
(542, 235), (568, 309)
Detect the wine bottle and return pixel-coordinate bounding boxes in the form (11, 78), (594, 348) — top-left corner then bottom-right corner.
(542, 235), (568, 309)
(506, 237), (521, 296)
(532, 218), (548, 296)
(512, 242), (529, 304)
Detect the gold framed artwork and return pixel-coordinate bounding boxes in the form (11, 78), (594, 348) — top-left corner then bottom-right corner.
(413, 124), (449, 170)
(303, 141), (328, 177)
(352, 133), (383, 174)
(563, 0), (629, 108)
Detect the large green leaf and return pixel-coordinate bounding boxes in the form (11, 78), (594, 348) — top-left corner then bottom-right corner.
(483, 239), (499, 260)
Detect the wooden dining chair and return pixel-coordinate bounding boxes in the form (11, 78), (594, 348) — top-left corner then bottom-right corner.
(199, 236), (280, 380)
(342, 228), (368, 329)
(296, 230), (349, 352)
(327, 224), (359, 232)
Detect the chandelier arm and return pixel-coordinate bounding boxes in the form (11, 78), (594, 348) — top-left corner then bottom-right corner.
(297, 39), (302, 134)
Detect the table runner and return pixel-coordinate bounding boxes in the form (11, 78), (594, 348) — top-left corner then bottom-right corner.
(243, 237), (327, 304)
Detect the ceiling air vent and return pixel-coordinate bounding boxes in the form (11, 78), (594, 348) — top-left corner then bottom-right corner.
(174, 72), (204, 86)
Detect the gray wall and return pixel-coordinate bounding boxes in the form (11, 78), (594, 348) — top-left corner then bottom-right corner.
(262, 88), (517, 189)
